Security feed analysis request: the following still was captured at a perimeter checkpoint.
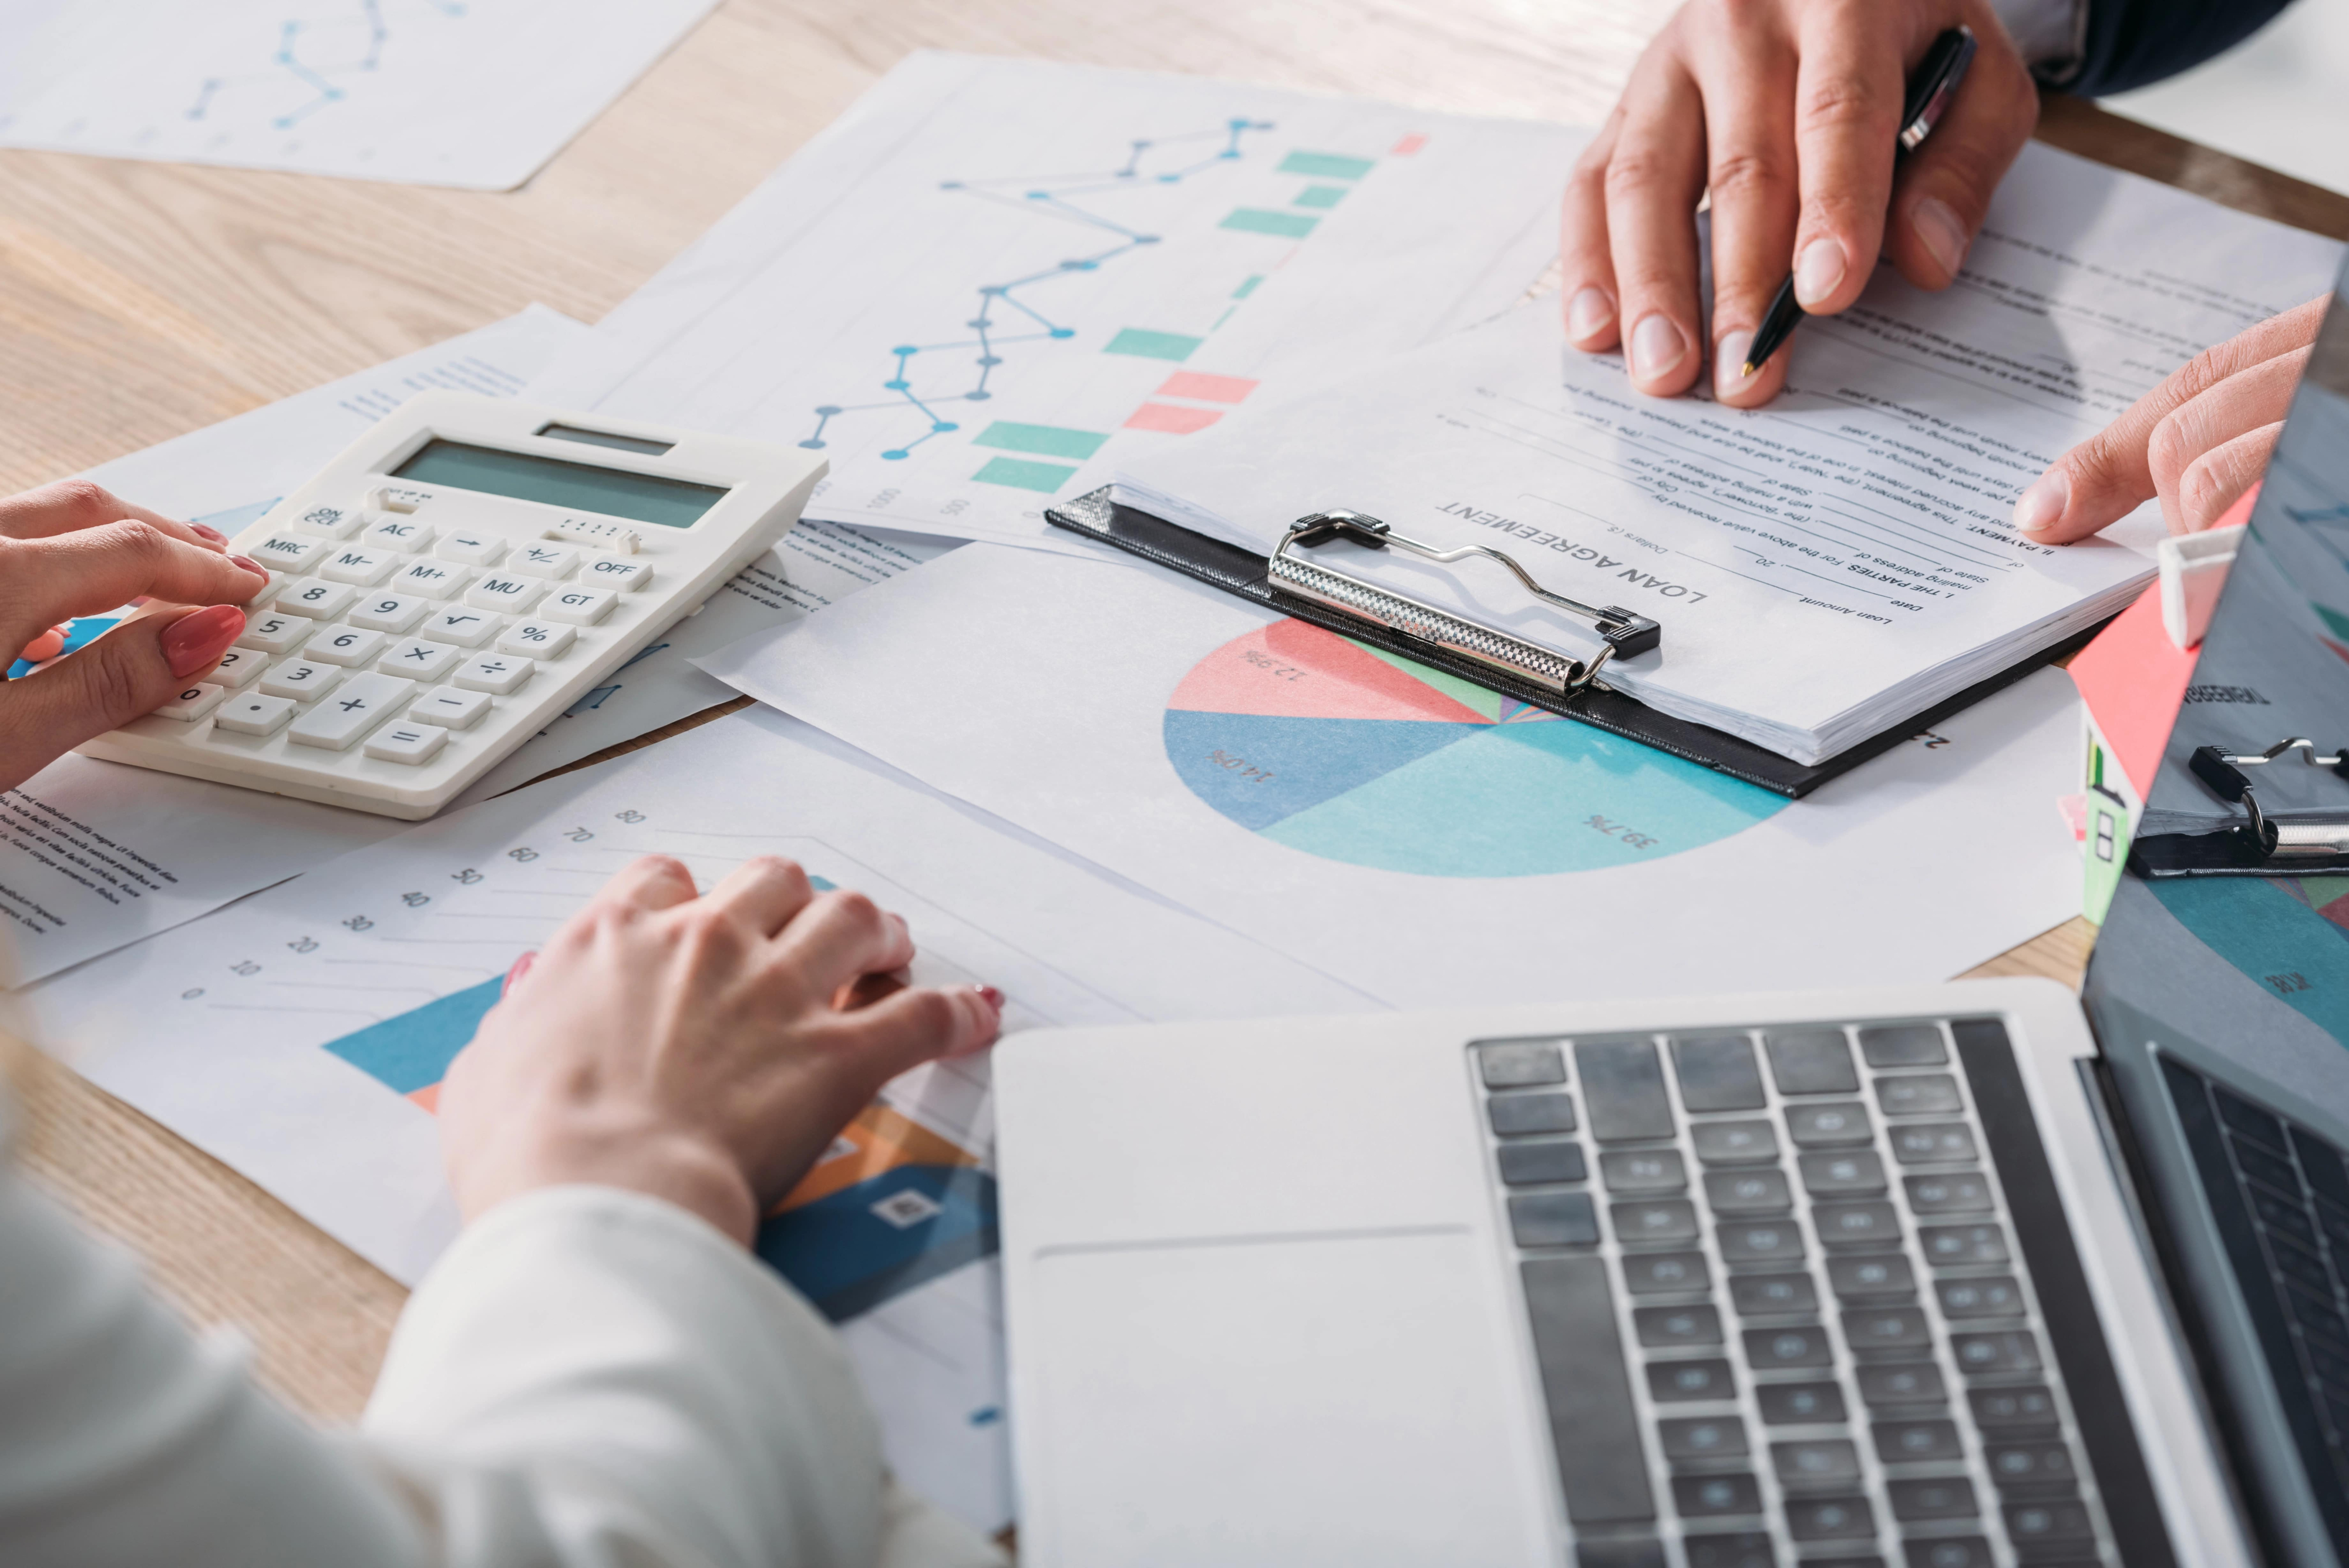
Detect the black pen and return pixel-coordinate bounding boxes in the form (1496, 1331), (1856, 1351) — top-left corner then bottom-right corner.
(1739, 25), (1978, 379)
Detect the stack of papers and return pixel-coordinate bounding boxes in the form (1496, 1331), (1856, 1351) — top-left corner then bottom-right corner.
(1116, 145), (2341, 765)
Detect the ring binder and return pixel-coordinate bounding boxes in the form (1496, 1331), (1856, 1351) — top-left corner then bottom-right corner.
(1267, 510), (1661, 696)
(2132, 738), (2349, 876)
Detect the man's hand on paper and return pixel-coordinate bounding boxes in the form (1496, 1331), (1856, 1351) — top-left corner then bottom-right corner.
(440, 854), (1005, 1246)
(1561, 0), (2038, 407)
(2015, 297), (2326, 544)
(0, 482), (265, 793)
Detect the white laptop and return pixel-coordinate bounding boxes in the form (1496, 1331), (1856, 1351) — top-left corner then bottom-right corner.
(992, 269), (2349, 1568)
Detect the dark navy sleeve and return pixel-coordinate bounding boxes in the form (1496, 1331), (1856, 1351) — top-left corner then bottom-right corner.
(2058, 0), (2300, 96)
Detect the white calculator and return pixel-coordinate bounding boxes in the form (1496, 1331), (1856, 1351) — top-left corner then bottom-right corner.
(75, 392), (826, 819)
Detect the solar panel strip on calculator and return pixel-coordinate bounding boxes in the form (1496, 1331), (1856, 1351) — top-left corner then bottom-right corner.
(1476, 1019), (2130, 1568)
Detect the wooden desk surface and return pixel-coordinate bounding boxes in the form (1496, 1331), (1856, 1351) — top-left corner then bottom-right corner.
(6, 0), (2346, 1428)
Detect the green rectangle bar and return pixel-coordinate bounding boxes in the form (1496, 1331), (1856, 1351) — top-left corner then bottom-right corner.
(972, 455), (1078, 493)
(1231, 274), (1263, 300)
(972, 421), (1110, 460)
(1277, 150), (1375, 180)
(1294, 184), (1348, 209)
(1103, 327), (1205, 362)
(1221, 208), (1319, 240)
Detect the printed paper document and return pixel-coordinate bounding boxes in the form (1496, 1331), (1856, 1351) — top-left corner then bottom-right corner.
(696, 544), (2088, 1008)
(1117, 144), (2343, 764)
(0, 0), (716, 189)
(528, 52), (1580, 551)
(28, 707), (1375, 1530)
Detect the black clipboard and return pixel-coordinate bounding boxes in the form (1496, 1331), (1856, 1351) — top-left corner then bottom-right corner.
(1046, 486), (2094, 800)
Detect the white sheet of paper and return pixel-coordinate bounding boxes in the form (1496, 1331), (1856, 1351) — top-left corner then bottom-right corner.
(3, 307), (590, 987)
(0, 0), (716, 190)
(526, 52), (1579, 551)
(27, 705), (1375, 1530)
(1116, 144), (2344, 764)
(698, 544), (2088, 1008)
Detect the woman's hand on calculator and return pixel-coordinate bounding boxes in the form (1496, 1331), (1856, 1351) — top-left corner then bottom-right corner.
(438, 853), (1005, 1246)
(0, 481), (269, 792)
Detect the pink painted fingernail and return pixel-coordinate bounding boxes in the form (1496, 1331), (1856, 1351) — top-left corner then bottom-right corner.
(1629, 313), (1689, 382)
(1911, 197), (1968, 280)
(1566, 286), (1614, 344)
(190, 523), (228, 546)
(1793, 237), (1847, 308)
(2014, 469), (2070, 536)
(502, 951), (537, 996)
(974, 985), (1004, 1015)
(231, 554), (265, 577)
(161, 604), (245, 678)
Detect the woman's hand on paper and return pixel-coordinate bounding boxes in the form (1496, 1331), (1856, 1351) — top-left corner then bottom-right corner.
(439, 854), (1005, 1244)
(1561, 0), (2038, 407)
(2015, 297), (2326, 544)
(0, 482), (264, 793)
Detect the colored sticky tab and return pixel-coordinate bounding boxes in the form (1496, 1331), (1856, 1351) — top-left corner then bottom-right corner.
(2069, 587), (2201, 800)
(1278, 151), (1375, 179)
(972, 456), (1077, 493)
(1125, 403), (1224, 435)
(1157, 371), (1259, 404)
(1222, 208), (1318, 238)
(972, 422), (1109, 460)
(1103, 328), (1204, 362)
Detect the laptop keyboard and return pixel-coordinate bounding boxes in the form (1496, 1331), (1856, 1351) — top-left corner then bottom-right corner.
(2161, 1056), (2349, 1557)
(1475, 1018), (2125, 1568)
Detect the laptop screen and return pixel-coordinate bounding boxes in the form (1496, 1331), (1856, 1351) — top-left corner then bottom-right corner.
(2082, 255), (2349, 1568)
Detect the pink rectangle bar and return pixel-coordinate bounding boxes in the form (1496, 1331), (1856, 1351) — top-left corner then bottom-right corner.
(1125, 402), (1226, 435)
(1391, 132), (1428, 155)
(1154, 371), (1259, 405)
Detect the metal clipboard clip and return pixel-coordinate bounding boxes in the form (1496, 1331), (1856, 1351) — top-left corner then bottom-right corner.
(2189, 738), (2349, 860)
(1266, 510), (1662, 696)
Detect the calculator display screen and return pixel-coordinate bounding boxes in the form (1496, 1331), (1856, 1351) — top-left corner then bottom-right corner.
(390, 439), (728, 528)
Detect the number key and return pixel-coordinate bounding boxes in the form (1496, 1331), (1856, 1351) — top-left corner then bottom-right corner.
(259, 659), (344, 701)
(301, 625), (389, 667)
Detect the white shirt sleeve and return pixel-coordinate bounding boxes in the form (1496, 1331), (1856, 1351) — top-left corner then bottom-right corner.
(1988, 0), (2089, 73)
(0, 1094), (1005, 1568)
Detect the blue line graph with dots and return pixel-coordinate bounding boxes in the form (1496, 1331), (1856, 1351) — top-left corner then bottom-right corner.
(799, 118), (1274, 462)
(187, 0), (467, 132)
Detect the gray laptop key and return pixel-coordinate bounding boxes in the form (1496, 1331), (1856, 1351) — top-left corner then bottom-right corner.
(1730, 1273), (1818, 1315)
(1920, 1224), (2008, 1266)
(1798, 1150), (1886, 1196)
(1744, 1325), (1833, 1369)
(1490, 1091), (1576, 1136)
(1680, 1533), (1772, 1568)
(1985, 1441), (2077, 1492)
(1904, 1172), (1993, 1214)
(1576, 1039), (1674, 1142)
(1602, 1149), (1687, 1193)
(1814, 1201), (1902, 1250)
(1660, 1416), (1748, 1462)
(2004, 1500), (2095, 1546)
(1951, 1331), (2041, 1377)
(1888, 1477), (1978, 1521)
(1764, 1030), (1858, 1095)
(1478, 1039), (1567, 1088)
(1969, 1385), (2059, 1431)
(1899, 1537), (1991, 1568)
(1783, 1495), (1875, 1540)
(1842, 1307), (1931, 1353)
(1623, 1251), (1711, 1294)
(1889, 1121), (1977, 1163)
(1692, 1121), (1779, 1165)
(1519, 1256), (1656, 1524)
(1757, 1381), (1846, 1424)
(1857, 1023), (1947, 1066)
(1509, 1191), (1599, 1247)
(1704, 1169), (1791, 1214)
(1672, 1036), (1766, 1111)
(1876, 1074), (1963, 1116)
(1718, 1219), (1806, 1265)
(1671, 1473), (1761, 1516)
(1772, 1438), (1861, 1488)
(1786, 1102), (1872, 1146)
(1614, 1199), (1699, 1244)
(1648, 1358), (1737, 1402)
(1827, 1255), (1915, 1300)
(1498, 1139), (1587, 1186)
(1635, 1304), (1723, 1348)
(1874, 1419), (1963, 1462)
(1858, 1362), (1945, 1407)
(1573, 1544), (1666, 1568)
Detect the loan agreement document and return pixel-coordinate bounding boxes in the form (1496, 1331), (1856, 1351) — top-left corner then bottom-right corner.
(1117, 144), (2342, 764)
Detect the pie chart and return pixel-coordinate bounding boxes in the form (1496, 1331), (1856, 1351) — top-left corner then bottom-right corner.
(1163, 621), (1787, 878)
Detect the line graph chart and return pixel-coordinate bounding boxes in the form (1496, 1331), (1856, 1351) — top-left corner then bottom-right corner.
(800, 119), (1273, 463)
(0, 0), (716, 189)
